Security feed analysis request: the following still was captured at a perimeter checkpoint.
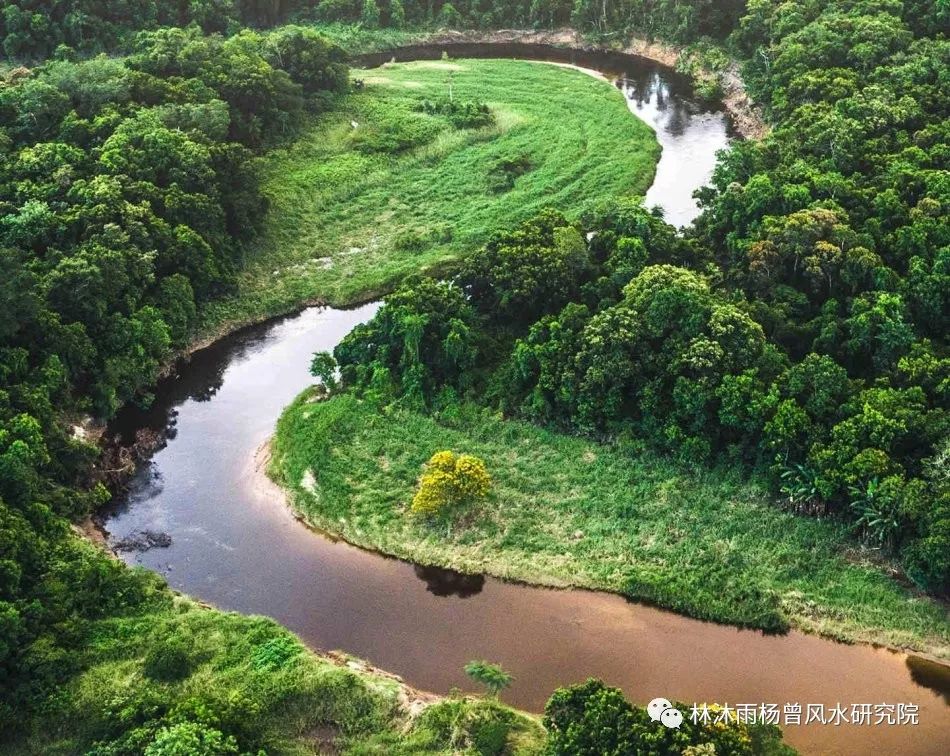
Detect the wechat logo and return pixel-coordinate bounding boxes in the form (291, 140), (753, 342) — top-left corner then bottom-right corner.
(649, 697), (684, 729)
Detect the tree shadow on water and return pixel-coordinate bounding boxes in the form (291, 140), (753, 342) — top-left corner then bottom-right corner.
(414, 564), (485, 599)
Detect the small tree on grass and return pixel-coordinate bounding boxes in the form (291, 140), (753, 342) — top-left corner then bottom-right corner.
(464, 660), (513, 698)
(310, 351), (339, 392)
(411, 450), (491, 517)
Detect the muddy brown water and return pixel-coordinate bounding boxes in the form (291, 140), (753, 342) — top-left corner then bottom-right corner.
(103, 50), (949, 755)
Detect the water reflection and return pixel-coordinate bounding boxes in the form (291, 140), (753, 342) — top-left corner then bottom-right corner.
(108, 317), (302, 448)
(414, 564), (485, 598)
(907, 655), (950, 705)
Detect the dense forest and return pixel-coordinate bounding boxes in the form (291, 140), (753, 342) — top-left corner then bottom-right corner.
(2, 0), (760, 60)
(0, 0), (948, 753)
(0, 20), (350, 738)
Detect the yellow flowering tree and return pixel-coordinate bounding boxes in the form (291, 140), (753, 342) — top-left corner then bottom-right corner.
(411, 450), (491, 516)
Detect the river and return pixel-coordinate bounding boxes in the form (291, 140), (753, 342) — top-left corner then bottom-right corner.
(102, 46), (949, 755)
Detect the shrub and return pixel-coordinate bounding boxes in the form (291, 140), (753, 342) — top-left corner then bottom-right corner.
(470, 714), (509, 755)
(486, 155), (532, 193)
(251, 635), (302, 671)
(143, 641), (192, 682)
(144, 721), (238, 756)
(463, 660), (513, 697)
(411, 451), (491, 517)
(415, 98), (495, 129)
(544, 679), (792, 755)
(310, 351), (339, 391)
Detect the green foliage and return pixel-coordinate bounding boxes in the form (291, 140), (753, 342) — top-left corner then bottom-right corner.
(272, 395), (950, 654)
(544, 679), (794, 755)
(361, 0), (382, 29)
(390, 0), (407, 28)
(144, 721), (238, 755)
(304, 0), (950, 606)
(401, 696), (543, 755)
(460, 209), (591, 325)
(415, 97), (495, 129)
(336, 277), (479, 405)
(486, 154), (533, 193)
(695, 0), (949, 583)
(3, 2), (950, 752)
(143, 641), (193, 682)
(544, 679), (644, 754)
(0, 0), (748, 63)
(411, 450), (492, 516)
(251, 635), (303, 670)
(205, 58), (659, 329)
(310, 351), (340, 391)
(8, 602), (495, 754)
(464, 660), (513, 697)
(0, 22), (349, 742)
(259, 26), (349, 96)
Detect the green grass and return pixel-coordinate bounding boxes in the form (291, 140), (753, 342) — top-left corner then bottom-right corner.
(272, 393), (950, 659)
(7, 553), (544, 755)
(200, 57), (659, 334)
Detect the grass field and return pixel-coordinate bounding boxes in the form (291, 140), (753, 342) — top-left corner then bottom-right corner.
(9, 557), (544, 755)
(200, 57), (659, 333)
(271, 393), (950, 659)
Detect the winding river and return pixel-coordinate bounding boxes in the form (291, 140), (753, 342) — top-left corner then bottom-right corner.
(102, 46), (949, 755)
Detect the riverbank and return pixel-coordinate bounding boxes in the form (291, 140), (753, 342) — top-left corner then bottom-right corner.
(314, 24), (768, 139)
(270, 393), (950, 661)
(5, 560), (545, 754)
(400, 28), (767, 139)
(179, 28), (752, 356)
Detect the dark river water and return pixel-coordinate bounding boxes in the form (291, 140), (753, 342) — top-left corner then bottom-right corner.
(103, 47), (949, 756)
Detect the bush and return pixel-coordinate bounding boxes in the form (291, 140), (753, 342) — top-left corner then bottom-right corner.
(469, 712), (510, 755)
(410, 699), (520, 755)
(486, 155), (532, 193)
(143, 641), (193, 682)
(251, 635), (302, 671)
(411, 451), (491, 517)
(464, 660), (513, 697)
(145, 721), (238, 756)
(415, 98), (495, 129)
(544, 679), (793, 755)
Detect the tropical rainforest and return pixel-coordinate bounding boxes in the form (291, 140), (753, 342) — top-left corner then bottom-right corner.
(0, 0), (948, 754)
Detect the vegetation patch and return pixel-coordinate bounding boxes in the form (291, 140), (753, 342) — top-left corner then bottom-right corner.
(487, 155), (534, 193)
(272, 393), (950, 657)
(200, 58), (659, 330)
(6, 590), (545, 755)
(415, 97), (496, 129)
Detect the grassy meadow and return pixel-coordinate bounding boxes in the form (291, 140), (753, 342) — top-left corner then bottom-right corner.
(9, 559), (544, 755)
(200, 57), (659, 334)
(271, 393), (950, 660)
